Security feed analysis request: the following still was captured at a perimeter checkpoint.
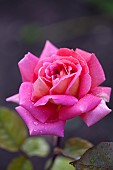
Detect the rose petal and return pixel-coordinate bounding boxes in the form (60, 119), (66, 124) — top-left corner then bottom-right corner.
(40, 40), (58, 59)
(19, 82), (57, 123)
(66, 64), (82, 96)
(75, 53), (89, 74)
(80, 100), (111, 127)
(57, 48), (76, 56)
(59, 94), (101, 120)
(88, 54), (105, 88)
(59, 56), (79, 66)
(16, 106), (65, 137)
(34, 95), (78, 107)
(50, 73), (75, 94)
(75, 48), (92, 62)
(91, 86), (111, 102)
(78, 73), (91, 99)
(57, 48), (89, 74)
(32, 77), (50, 101)
(6, 94), (19, 104)
(18, 52), (38, 82)
(34, 57), (52, 77)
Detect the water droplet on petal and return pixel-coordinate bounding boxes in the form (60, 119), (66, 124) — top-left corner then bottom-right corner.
(34, 129), (37, 132)
(34, 122), (38, 125)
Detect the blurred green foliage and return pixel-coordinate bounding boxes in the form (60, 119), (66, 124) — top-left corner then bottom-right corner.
(63, 137), (93, 160)
(88, 0), (113, 16)
(0, 107), (50, 170)
(20, 16), (97, 45)
(21, 137), (50, 157)
(46, 156), (75, 170)
(7, 156), (33, 170)
(1, 107), (113, 170)
(0, 107), (28, 152)
(20, 25), (43, 44)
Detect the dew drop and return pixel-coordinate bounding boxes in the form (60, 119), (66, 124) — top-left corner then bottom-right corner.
(34, 122), (38, 125)
(34, 129), (37, 132)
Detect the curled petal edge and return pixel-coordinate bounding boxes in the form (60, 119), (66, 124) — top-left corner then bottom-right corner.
(80, 100), (112, 127)
(59, 94), (101, 120)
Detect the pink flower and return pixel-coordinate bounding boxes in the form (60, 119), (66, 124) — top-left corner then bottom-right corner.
(7, 41), (111, 137)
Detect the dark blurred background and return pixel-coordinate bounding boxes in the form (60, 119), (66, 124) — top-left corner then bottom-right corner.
(0, 0), (113, 169)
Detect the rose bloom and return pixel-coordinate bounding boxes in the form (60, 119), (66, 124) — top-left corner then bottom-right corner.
(7, 41), (111, 137)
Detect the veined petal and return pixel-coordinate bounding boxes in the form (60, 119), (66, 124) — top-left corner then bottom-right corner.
(6, 94), (19, 104)
(59, 94), (101, 120)
(40, 41), (58, 59)
(75, 48), (92, 62)
(88, 54), (105, 88)
(66, 64), (82, 96)
(57, 48), (89, 74)
(19, 82), (57, 123)
(16, 106), (65, 137)
(18, 52), (38, 82)
(32, 77), (50, 101)
(80, 100), (111, 127)
(34, 57), (52, 77)
(34, 95), (78, 107)
(75, 53), (89, 74)
(57, 48), (75, 56)
(78, 73), (91, 99)
(91, 86), (111, 102)
(50, 73), (75, 94)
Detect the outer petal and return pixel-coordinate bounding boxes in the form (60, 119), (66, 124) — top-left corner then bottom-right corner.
(19, 82), (57, 123)
(18, 52), (38, 82)
(80, 100), (111, 127)
(59, 94), (101, 120)
(75, 48), (92, 62)
(16, 106), (65, 137)
(57, 48), (76, 56)
(78, 73), (91, 99)
(88, 54), (105, 89)
(91, 86), (111, 102)
(34, 95), (78, 107)
(40, 41), (58, 59)
(6, 94), (19, 104)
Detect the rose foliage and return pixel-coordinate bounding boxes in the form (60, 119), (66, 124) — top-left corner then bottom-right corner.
(7, 41), (111, 137)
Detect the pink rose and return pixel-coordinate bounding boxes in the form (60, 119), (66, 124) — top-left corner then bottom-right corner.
(7, 41), (111, 137)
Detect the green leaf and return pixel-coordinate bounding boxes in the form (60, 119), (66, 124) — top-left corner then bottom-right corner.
(63, 138), (93, 159)
(0, 107), (28, 152)
(7, 156), (33, 170)
(46, 156), (75, 170)
(70, 142), (113, 170)
(21, 137), (50, 157)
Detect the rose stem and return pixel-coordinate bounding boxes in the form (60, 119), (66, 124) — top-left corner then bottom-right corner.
(46, 136), (61, 170)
